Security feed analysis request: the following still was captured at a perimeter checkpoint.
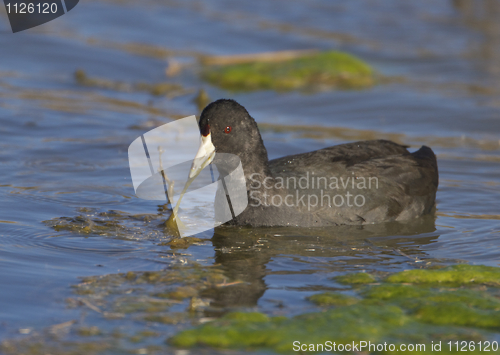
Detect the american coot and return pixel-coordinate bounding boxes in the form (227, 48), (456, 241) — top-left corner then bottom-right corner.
(191, 99), (438, 227)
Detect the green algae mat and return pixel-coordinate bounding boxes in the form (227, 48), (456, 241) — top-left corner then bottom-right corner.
(169, 265), (500, 354)
(3, 264), (500, 355)
(202, 50), (375, 92)
(75, 51), (375, 94)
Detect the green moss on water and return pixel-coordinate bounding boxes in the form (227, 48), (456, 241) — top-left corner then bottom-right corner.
(414, 303), (500, 328)
(362, 284), (431, 300)
(363, 283), (500, 311)
(307, 292), (359, 306)
(223, 312), (270, 323)
(169, 303), (490, 354)
(386, 264), (500, 286)
(169, 305), (410, 352)
(361, 284), (500, 329)
(202, 51), (375, 92)
(7, 263), (500, 355)
(424, 289), (500, 310)
(335, 272), (376, 285)
(169, 266), (500, 354)
(364, 284), (500, 328)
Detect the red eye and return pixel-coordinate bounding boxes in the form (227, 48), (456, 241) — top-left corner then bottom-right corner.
(224, 126), (232, 134)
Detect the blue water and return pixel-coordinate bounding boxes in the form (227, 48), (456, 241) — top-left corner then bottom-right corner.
(0, 0), (499, 350)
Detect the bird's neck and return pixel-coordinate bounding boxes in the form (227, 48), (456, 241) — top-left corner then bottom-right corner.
(241, 141), (273, 191)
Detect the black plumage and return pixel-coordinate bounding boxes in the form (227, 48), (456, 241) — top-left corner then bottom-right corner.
(199, 99), (438, 227)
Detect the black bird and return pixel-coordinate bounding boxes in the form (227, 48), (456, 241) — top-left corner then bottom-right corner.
(190, 99), (438, 227)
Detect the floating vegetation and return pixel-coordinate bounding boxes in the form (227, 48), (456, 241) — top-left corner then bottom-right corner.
(160, 213), (182, 238)
(35, 211), (500, 355)
(169, 306), (482, 354)
(385, 264), (500, 286)
(74, 69), (191, 97)
(307, 292), (359, 306)
(76, 326), (102, 337)
(158, 237), (205, 249)
(47, 214), (126, 236)
(4, 264), (500, 355)
(202, 50), (375, 92)
(169, 264), (500, 354)
(69, 263), (229, 317)
(0, 339), (114, 355)
(43, 208), (172, 240)
(335, 272), (376, 285)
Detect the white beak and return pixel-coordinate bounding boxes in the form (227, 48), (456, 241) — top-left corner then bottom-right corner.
(189, 132), (216, 178)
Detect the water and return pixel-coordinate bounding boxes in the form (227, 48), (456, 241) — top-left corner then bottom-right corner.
(0, 0), (499, 350)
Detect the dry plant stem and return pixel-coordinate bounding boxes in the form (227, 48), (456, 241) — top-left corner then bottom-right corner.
(201, 49), (319, 65)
